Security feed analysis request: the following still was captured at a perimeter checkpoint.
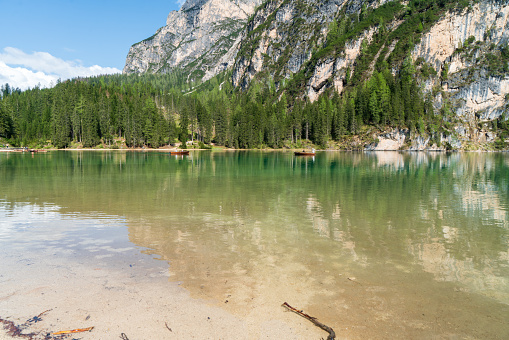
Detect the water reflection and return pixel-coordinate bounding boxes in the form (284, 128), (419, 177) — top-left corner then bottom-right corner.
(372, 151), (405, 169)
(1, 151), (509, 337)
(0, 200), (139, 263)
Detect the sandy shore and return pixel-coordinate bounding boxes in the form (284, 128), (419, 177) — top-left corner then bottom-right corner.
(0, 241), (323, 340)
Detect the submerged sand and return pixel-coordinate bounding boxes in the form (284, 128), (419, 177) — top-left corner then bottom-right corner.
(0, 243), (324, 340)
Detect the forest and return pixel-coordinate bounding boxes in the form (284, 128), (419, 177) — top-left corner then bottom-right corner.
(0, 63), (445, 150)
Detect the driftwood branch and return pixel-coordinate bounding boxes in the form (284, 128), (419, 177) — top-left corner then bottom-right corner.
(282, 302), (336, 340)
(53, 326), (94, 335)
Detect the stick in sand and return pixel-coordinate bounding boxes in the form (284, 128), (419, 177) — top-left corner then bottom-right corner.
(282, 302), (336, 340)
(53, 326), (94, 335)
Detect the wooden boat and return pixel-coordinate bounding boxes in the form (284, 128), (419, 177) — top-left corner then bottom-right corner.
(170, 150), (190, 155)
(295, 150), (315, 156)
(29, 149), (48, 153)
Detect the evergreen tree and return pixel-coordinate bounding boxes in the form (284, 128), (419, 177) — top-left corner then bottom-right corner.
(51, 92), (71, 148)
(0, 99), (13, 139)
(179, 105), (189, 146)
(81, 97), (99, 148)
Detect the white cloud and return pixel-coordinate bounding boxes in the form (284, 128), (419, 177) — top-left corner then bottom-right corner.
(0, 61), (57, 90)
(0, 47), (121, 91)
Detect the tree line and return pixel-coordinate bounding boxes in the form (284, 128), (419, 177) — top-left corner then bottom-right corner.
(0, 60), (456, 150)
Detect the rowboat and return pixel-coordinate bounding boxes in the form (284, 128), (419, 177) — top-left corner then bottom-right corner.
(170, 150), (190, 155)
(295, 150), (315, 156)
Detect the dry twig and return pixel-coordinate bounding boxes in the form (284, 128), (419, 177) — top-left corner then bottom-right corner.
(282, 302), (336, 340)
(53, 326), (94, 335)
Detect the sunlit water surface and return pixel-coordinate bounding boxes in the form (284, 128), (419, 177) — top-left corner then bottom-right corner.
(1, 151), (508, 338)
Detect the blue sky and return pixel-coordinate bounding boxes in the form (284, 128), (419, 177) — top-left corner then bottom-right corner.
(0, 0), (184, 90)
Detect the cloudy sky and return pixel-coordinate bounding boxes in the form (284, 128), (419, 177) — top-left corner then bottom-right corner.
(0, 0), (182, 90)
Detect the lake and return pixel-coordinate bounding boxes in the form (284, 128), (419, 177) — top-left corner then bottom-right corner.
(1, 150), (508, 339)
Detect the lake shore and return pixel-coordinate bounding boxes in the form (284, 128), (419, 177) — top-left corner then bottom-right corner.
(0, 242), (323, 340)
(1, 144), (507, 152)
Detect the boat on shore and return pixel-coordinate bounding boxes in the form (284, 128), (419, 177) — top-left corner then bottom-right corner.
(170, 150), (190, 155)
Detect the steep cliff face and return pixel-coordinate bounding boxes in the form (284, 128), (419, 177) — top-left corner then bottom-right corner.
(232, 0), (350, 90)
(413, 1), (509, 116)
(232, 0), (398, 93)
(411, 1), (509, 149)
(123, 0), (262, 81)
(232, 0), (509, 150)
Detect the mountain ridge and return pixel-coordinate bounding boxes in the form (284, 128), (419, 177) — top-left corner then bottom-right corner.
(123, 0), (263, 81)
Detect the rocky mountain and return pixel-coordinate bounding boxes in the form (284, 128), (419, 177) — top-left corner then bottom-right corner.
(123, 0), (263, 81)
(124, 0), (509, 150)
(231, 0), (509, 150)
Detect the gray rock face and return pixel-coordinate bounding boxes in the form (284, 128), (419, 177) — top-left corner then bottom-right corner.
(123, 0), (263, 81)
(232, 0), (349, 91)
(413, 1), (509, 122)
(365, 129), (409, 151)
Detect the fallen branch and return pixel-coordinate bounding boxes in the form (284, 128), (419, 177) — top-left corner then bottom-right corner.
(282, 302), (336, 340)
(53, 326), (94, 335)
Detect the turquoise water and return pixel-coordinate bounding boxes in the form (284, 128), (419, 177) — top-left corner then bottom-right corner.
(1, 151), (508, 338)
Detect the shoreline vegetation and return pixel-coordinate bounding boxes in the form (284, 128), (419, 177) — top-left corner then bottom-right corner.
(1, 128), (507, 152)
(1, 142), (507, 152)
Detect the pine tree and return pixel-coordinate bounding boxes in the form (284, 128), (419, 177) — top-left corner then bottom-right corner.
(51, 91), (71, 148)
(0, 99), (13, 139)
(81, 97), (99, 148)
(179, 105), (189, 146)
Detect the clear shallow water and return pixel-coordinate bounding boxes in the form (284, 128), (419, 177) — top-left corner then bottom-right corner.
(1, 151), (508, 338)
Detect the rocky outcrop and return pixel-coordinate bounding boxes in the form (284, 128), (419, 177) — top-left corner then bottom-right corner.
(232, 0), (398, 94)
(446, 71), (509, 120)
(413, 2), (509, 75)
(364, 128), (466, 151)
(232, 0), (349, 91)
(307, 28), (377, 102)
(123, 0), (262, 81)
(413, 1), (509, 125)
(365, 129), (409, 151)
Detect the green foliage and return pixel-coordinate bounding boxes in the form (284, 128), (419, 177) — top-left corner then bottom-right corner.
(415, 57), (438, 78)
(0, 99), (14, 139)
(441, 63), (449, 80)
(0, 54), (484, 150)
